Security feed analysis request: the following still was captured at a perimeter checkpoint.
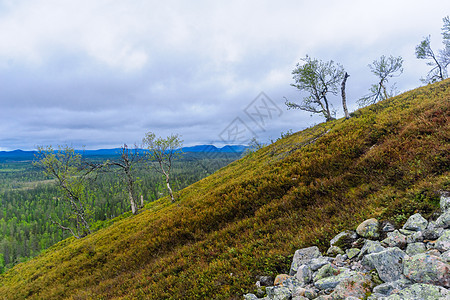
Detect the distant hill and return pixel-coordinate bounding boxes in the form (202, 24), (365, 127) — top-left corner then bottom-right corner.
(0, 145), (249, 162)
(0, 80), (449, 299)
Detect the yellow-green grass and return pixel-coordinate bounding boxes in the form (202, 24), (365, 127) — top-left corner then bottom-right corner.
(1, 80), (449, 299)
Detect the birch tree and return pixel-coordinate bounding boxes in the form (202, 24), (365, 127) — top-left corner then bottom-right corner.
(285, 55), (345, 122)
(142, 132), (183, 203)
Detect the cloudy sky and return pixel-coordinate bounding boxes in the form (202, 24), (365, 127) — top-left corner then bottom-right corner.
(0, 0), (449, 150)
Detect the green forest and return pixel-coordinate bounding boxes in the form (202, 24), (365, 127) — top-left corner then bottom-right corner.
(0, 151), (241, 273)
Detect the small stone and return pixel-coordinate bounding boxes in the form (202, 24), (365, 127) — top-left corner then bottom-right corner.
(357, 240), (385, 260)
(406, 242), (427, 256)
(330, 230), (358, 250)
(382, 230), (407, 249)
(243, 293), (259, 300)
(402, 213), (428, 231)
(382, 221), (396, 232)
(363, 247), (409, 283)
(403, 253), (450, 288)
(426, 249), (442, 257)
(274, 274), (291, 286)
(351, 238), (366, 249)
(384, 283), (449, 299)
(435, 230), (450, 252)
(326, 246), (344, 257)
(346, 248), (360, 259)
(356, 218), (380, 239)
(289, 246), (322, 275)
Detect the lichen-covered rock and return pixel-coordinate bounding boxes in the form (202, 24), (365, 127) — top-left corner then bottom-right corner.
(363, 247), (408, 283)
(314, 270), (356, 290)
(381, 230), (407, 249)
(295, 265), (312, 285)
(381, 221), (395, 232)
(243, 293), (259, 300)
(313, 263), (340, 282)
(372, 278), (412, 296)
(326, 246), (344, 257)
(356, 218), (380, 239)
(309, 257), (331, 271)
(402, 213), (428, 231)
(330, 230), (358, 250)
(422, 228), (444, 240)
(440, 192), (450, 212)
(292, 287), (317, 299)
(435, 230), (450, 252)
(346, 248), (360, 259)
(289, 246), (322, 275)
(385, 283), (449, 300)
(266, 286), (292, 300)
(406, 230), (424, 243)
(403, 253), (450, 288)
(435, 211), (450, 229)
(406, 242), (426, 256)
(258, 275), (274, 286)
(329, 272), (375, 299)
(274, 274), (291, 286)
(442, 250), (450, 263)
(357, 240), (385, 260)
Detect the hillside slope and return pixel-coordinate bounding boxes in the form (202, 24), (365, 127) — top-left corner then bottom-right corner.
(0, 80), (449, 299)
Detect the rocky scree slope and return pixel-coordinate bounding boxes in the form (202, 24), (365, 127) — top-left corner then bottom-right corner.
(244, 192), (450, 300)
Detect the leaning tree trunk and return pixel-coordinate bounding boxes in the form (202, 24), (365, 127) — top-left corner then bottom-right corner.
(341, 72), (350, 119)
(165, 175), (175, 203)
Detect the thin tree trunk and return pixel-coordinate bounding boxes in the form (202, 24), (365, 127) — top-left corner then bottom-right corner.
(341, 72), (350, 119)
(166, 175), (175, 203)
(140, 195), (144, 208)
(129, 190), (137, 214)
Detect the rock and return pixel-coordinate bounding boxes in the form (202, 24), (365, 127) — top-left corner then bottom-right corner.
(440, 192), (450, 211)
(381, 230), (407, 249)
(435, 211), (450, 229)
(381, 221), (396, 232)
(313, 263), (339, 282)
(292, 287), (318, 299)
(435, 230), (450, 252)
(329, 272), (375, 299)
(403, 253), (450, 288)
(406, 231), (424, 243)
(372, 278), (412, 296)
(326, 246), (344, 257)
(291, 296), (309, 300)
(243, 293), (259, 300)
(290, 246), (322, 275)
(266, 286), (292, 300)
(402, 213), (428, 231)
(345, 248), (360, 259)
(405, 242), (426, 256)
(309, 257), (331, 271)
(363, 247), (408, 283)
(385, 283), (449, 300)
(351, 238), (365, 249)
(258, 275), (274, 286)
(442, 250), (450, 263)
(357, 240), (385, 260)
(295, 265), (312, 285)
(356, 218), (380, 239)
(314, 270), (356, 290)
(427, 249), (442, 257)
(274, 274), (291, 286)
(399, 228), (415, 236)
(330, 231), (358, 250)
(422, 228), (444, 240)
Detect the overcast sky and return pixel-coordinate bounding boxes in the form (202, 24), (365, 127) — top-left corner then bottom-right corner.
(0, 0), (449, 150)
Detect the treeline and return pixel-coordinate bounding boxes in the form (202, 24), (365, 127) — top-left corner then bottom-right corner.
(0, 152), (240, 272)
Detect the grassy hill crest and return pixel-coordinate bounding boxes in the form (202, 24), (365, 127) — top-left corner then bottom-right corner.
(0, 80), (449, 299)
